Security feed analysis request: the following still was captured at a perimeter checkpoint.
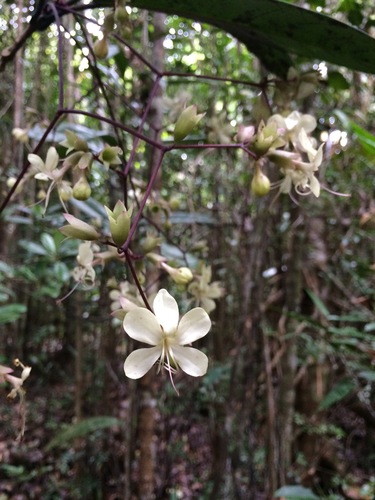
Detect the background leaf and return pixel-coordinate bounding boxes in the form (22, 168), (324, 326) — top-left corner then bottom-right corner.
(45, 417), (122, 450)
(126, 0), (375, 76)
(319, 378), (356, 410)
(0, 304), (27, 324)
(274, 485), (320, 499)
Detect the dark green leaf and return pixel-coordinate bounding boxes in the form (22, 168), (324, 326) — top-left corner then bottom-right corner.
(41, 233), (57, 256)
(327, 71), (350, 91)
(319, 378), (356, 410)
(0, 304), (27, 324)
(19, 240), (49, 257)
(350, 121), (375, 156)
(126, 0), (375, 76)
(305, 288), (330, 317)
(46, 417), (122, 450)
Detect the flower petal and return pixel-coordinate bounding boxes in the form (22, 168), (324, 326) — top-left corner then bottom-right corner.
(123, 308), (162, 345)
(45, 147), (59, 171)
(153, 289), (179, 335)
(28, 154), (45, 170)
(201, 297), (216, 314)
(124, 346), (161, 379)
(172, 345), (208, 376)
(176, 307), (211, 345)
(309, 175), (321, 197)
(299, 114), (316, 133)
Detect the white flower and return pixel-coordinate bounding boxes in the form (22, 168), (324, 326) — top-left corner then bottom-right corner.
(269, 111), (317, 150)
(29, 147), (60, 181)
(123, 289), (211, 380)
(275, 145), (323, 197)
(28, 147), (71, 212)
(188, 265), (224, 314)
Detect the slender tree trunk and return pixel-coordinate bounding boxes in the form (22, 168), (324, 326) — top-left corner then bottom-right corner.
(277, 205), (304, 486)
(136, 11), (165, 499)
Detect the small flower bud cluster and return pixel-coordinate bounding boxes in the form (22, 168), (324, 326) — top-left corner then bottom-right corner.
(105, 201), (132, 247)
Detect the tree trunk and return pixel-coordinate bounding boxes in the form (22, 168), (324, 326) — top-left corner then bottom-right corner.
(136, 11), (165, 499)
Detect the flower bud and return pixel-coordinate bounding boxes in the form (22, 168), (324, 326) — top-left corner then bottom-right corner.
(236, 124), (255, 144)
(94, 37), (109, 59)
(162, 263), (194, 285)
(105, 201), (132, 247)
(115, 6), (129, 23)
(99, 146), (122, 169)
(253, 120), (279, 156)
(6, 177), (17, 188)
(251, 166), (271, 196)
(173, 105), (205, 142)
(12, 128), (29, 143)
(59, 214), (100, 240)
(58, 181), (73, 202)
(103, 13), (115, 34)
(169, 197), (180, 210)
(73, 175), (92, 201)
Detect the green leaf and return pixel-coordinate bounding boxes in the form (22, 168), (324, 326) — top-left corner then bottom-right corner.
(0, 304), (27, 324)
(0, 464), (26, 478)
(41, 233), (57, 256)
(126, 0), (375, 76)
(305, 289), (330, 317)
(19, 240), (49, 257)
(45, 417), (122, 450)
(319, 378), (356, 410)
(327, 71), (350, 91)
(274, 485), (320, 499)
(350, 121), (375, 156)
(53, 261), (70, 282)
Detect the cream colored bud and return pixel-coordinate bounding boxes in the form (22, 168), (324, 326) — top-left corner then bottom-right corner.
(59, 214), (99, 241)
(73, 175), (91, 201)
(58, 182), (73, 202)
(173, 105), (205, 142)
(115, 6), (129, 23)
(12, 128), (29, 143)
(251, 166), (271, 196)
(94, 37), (109, 59)
(99, 146), (122, 169)
(103, 13), (115, 34)
(162, 263), (194, 285)
(236, 124), (255, 144)
(169, 197), (180, 210)
(105, 201), (132, 247)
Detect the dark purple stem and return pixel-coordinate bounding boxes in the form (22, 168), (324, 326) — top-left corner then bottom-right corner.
(124, 250), (152, 311)
(121, 149), (165, 254)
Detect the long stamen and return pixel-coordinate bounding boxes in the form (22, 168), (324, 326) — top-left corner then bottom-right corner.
(165, 347), (179, 396)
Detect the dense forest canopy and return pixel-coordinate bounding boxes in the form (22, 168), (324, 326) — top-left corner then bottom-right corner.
(1, 0), (375, 498)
